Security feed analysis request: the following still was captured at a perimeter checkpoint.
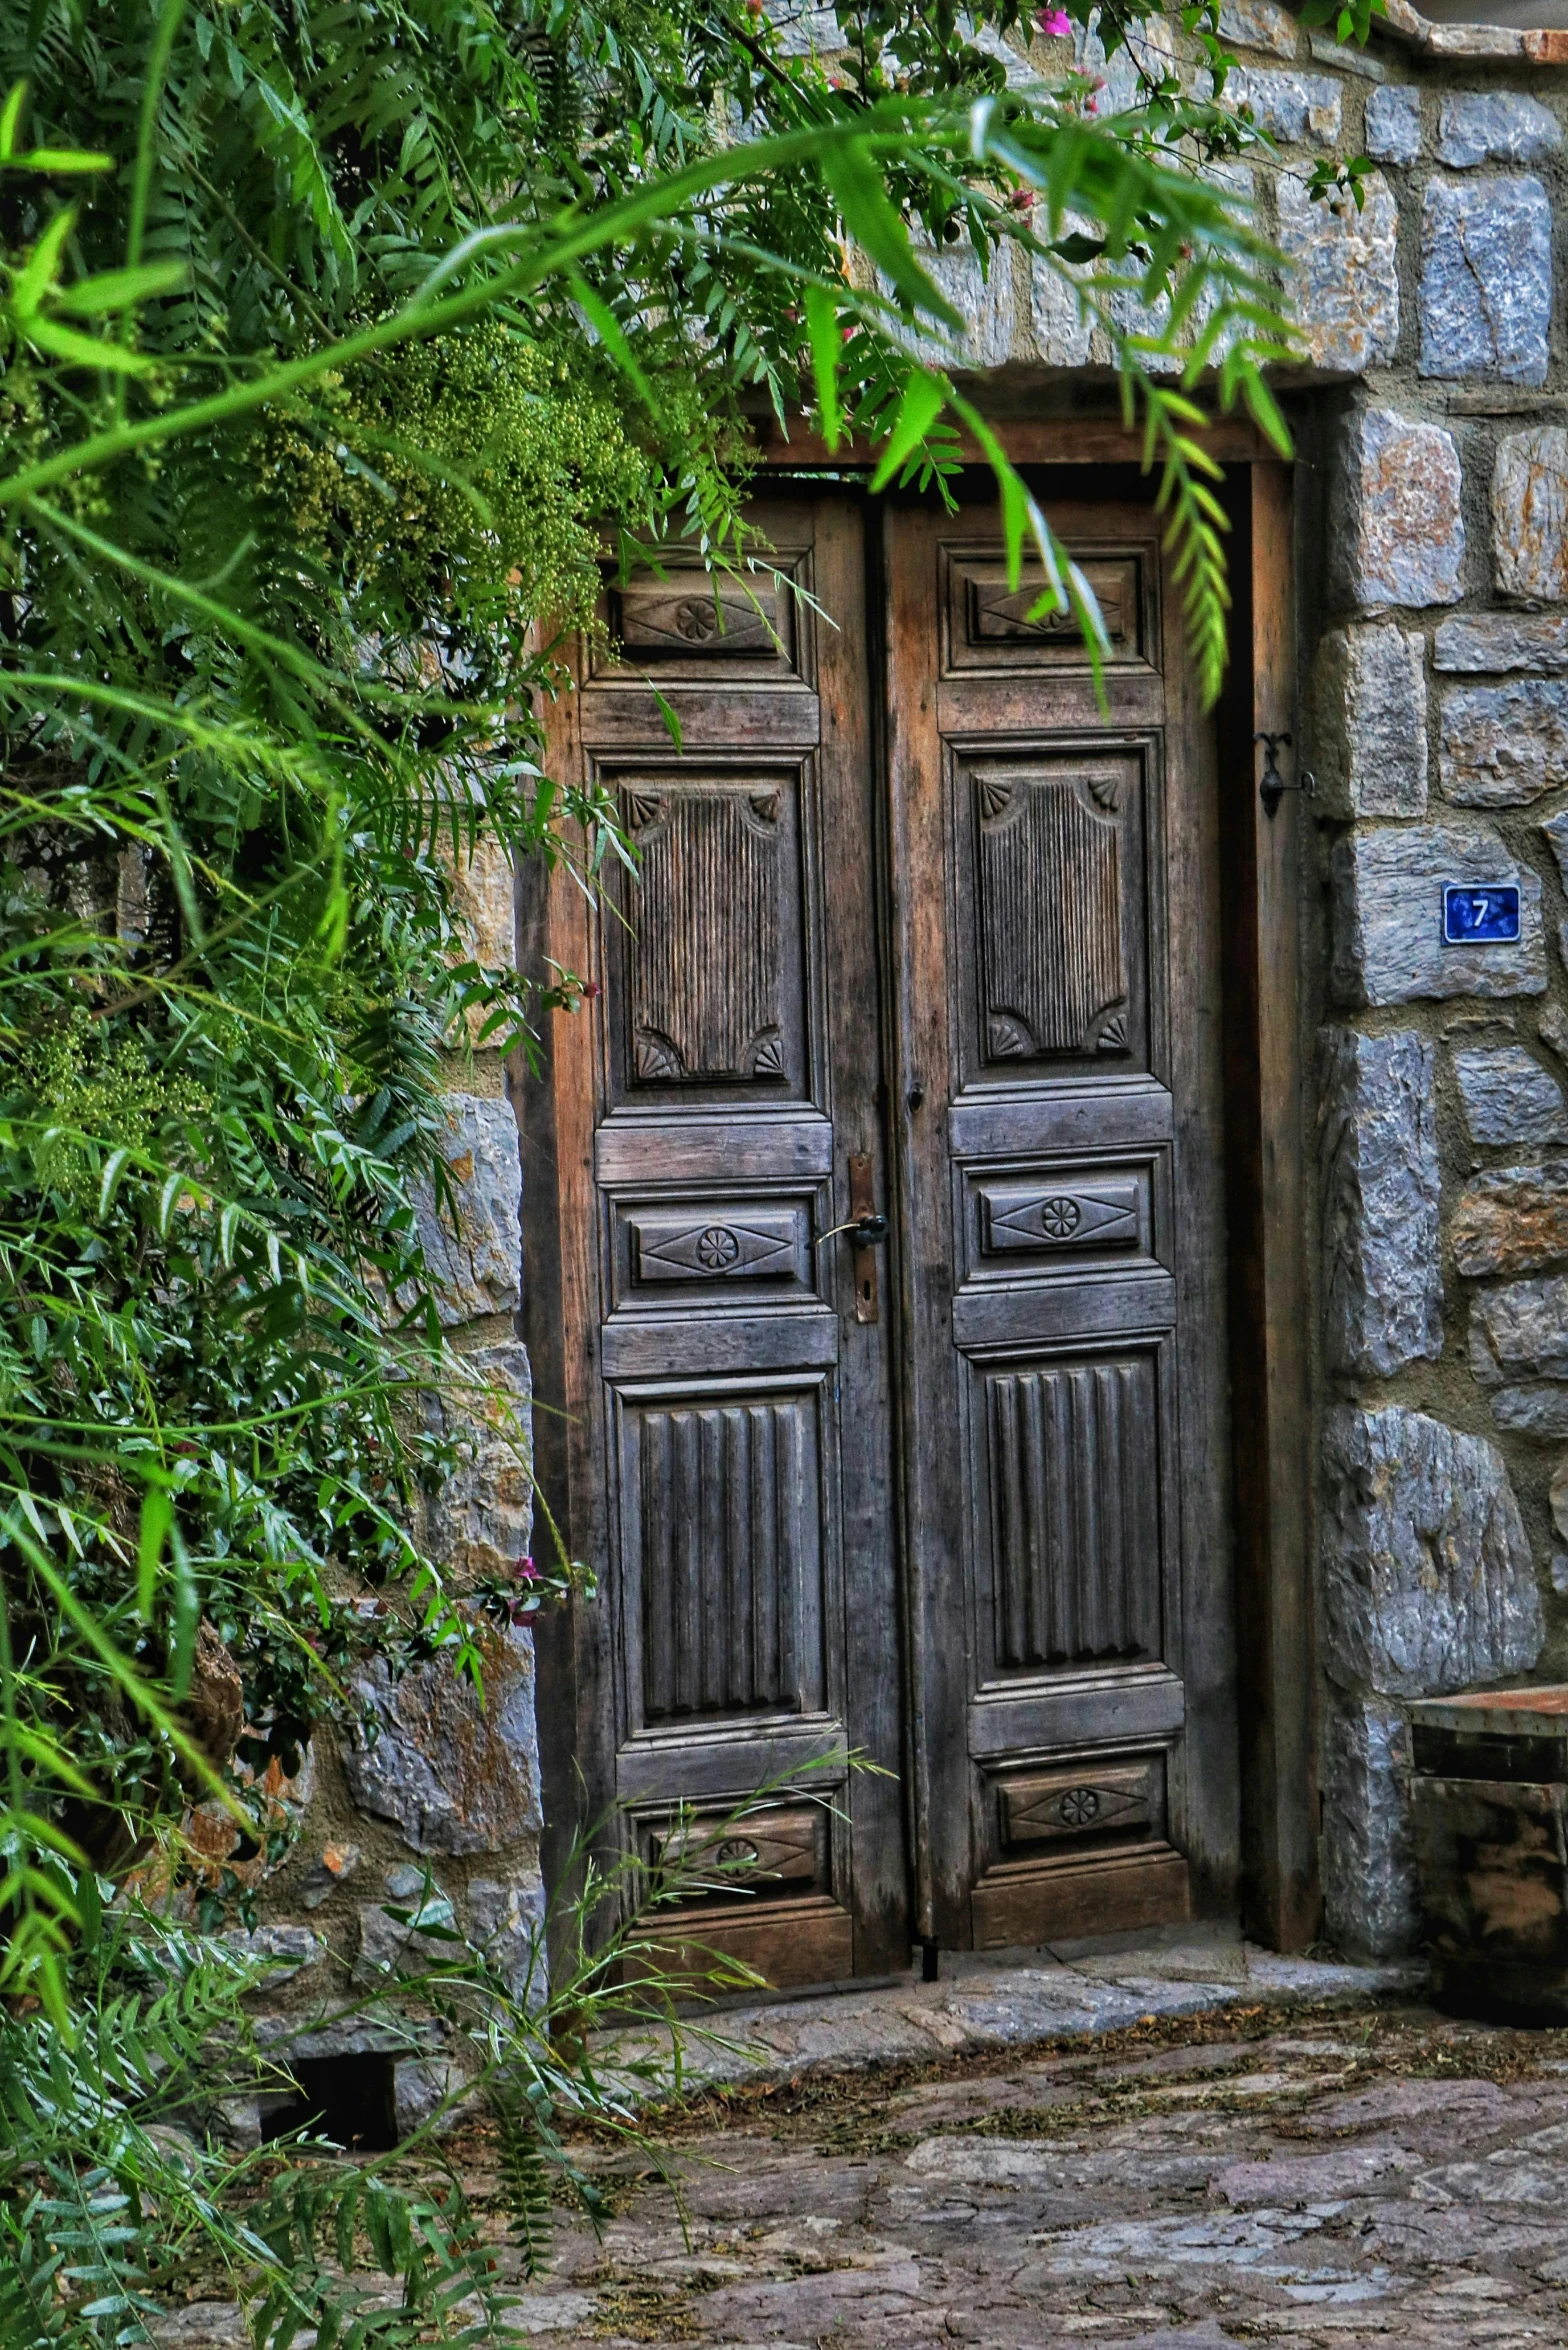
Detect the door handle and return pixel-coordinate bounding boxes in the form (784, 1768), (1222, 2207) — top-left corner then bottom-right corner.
(848, 1153), (880, 1327)
(817, 1211), (887, 1248)
(818, 1157), (884, 1322)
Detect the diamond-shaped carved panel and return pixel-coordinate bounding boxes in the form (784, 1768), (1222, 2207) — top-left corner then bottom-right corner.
(981, 1180), (1140, 1256)
(613, 577), (780, 659)
(631, 1209), (802, 1283)
(945, 550), (1149, 673)
(999, 1758), (1161, 1850)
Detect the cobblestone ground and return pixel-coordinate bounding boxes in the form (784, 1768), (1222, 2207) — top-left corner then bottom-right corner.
(491, 2001), (1568, 2349)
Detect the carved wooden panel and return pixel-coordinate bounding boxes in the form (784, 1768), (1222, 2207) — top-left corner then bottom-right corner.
(998, 1757), (1161, 1850)
(982, 1179), (1140, 1256)
(630, 1392), (821, 1722)
(613, 576), (779, 659)
(590, 546), (807, 682)
(987, 1354), (1162, 1670)
(631, 1207), (802, 1283)
(973, 763), (1133, 1063)
(945, 551), (1148, 673)
(645, 1803), (825, 1895)
(623, 779), (794, 1085)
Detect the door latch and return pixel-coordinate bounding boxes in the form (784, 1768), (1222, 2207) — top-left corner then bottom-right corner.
(1255, 730), (1316, 820)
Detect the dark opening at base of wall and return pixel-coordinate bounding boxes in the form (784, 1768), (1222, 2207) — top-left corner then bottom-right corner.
(260, 2051), (400, 2151)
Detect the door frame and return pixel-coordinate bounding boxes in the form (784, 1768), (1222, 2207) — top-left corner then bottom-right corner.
(519, 420), (1317, 1960)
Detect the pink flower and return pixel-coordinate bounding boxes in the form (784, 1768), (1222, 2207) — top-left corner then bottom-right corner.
(1037, 7), (1071, 33)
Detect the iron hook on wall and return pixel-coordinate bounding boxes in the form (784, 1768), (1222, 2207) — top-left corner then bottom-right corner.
(1255, 730), (1316, 820)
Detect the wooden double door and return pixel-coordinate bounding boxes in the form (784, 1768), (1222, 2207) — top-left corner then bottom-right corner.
(530, 477), (1238, 1986)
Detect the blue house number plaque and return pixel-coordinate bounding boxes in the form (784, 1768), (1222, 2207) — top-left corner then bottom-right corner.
(1443, 883), (1521, 946)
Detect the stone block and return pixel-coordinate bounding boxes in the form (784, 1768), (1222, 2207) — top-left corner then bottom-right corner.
(1493, 428), (1568, 604)
(1330, 820), (1545, 1005)
(1090, 284), (1183, 378)
(343, 1625), (542, 1855)
(1434, 614), (1568, 673)
(410, 1093), (521, 1326)
(1492, 1385), (1568, 1437)
(1430, 20), (1525, 52)
(1318, 1029), (1443, 1376)
(1454, 1044), (1568, 1145)
(469, 1874), (547, 2003)
(1419, 176), (1551, 386)
(1550, 1454), (1568, 1540)
(1026, 244), (1093, 369)
(1333, 410), (1464, 610)
(299, 1841), (361, 1911)
(422, 1340), (532, 1584)
(224, 1925), (325, 1981)
(1319, 1406), (1542, 1697)
(1075, 12), (1174, 112)
(1365, 84), (1421, 165)
(1313, 624), (1427, 818)
(393, 2058), (473, 2139)
(1437, 92), (1562, 167)
(899, 241), (1016, 373)
(213, 2099), (264, 2153)
(254, 2013), (441, 2062)
(353, 1888), (458, 1987)
(1227, 67), (1341, 145)
(1452, 1164), (1568, 1276)
(1541, 807), (1568, 895)
(1276, 169), (1398, 376)
(1219, 0), (1298, 55)
(1320, 1695), (1419, 1960)
(765, 0), (841, 51)
(1439, 680), (1568, 806)
(1307, 31), (1384, 80)
(965, 21), (1047, 89)
(1470, 1274), (1568, 1385)
(446, 838), (515, 974)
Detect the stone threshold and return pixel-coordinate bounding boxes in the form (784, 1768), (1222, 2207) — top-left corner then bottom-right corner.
(606, 1926), (1427, 2099)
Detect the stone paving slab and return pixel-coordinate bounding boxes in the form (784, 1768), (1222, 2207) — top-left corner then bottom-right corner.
(496, 1988), (1568, 2349)
(601, 1931), (1427, 2097)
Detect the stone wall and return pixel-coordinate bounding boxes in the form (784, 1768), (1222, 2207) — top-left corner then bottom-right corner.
(1285, 27), (1568, 1957)
(226, 839), (537, 2136)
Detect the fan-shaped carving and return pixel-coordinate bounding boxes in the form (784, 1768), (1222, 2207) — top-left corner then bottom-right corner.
(624, 788), (667, 834)
(749, 790), (781, 825)
(977, 775), (1015, 822)
(751, 1029), (786, 1079)
(634, 1028), (685, 1079)
(1086, 772), (1122, 812)
(988, 1013), (1031, 1059)
(1095, 1007), (1130, 1054)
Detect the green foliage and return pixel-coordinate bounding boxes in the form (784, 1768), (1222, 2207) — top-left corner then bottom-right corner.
(0, 1797), (793, 2346)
